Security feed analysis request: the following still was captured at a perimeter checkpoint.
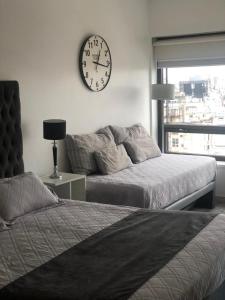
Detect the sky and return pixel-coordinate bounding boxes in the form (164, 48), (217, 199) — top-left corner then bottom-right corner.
(168, 65), (225, 86)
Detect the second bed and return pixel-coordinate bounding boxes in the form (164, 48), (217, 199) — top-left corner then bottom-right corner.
(87, 153), (216, 209)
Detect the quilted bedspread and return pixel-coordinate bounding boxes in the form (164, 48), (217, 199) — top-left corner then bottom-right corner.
(87, 154), (216, 208)
(0, 200), (225, 299)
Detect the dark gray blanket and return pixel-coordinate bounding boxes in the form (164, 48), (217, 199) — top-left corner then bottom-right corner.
(0, 210), (216, 300)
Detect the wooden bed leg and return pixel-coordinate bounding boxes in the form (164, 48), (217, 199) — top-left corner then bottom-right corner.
(195, 190), (215, 209)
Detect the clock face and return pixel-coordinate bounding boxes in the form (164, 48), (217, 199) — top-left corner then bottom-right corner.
(79, 35), (112, 92)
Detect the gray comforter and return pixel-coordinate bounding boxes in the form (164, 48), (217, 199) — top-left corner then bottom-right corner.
(87, 154), (216, 208)
(0, 200), (225, 300)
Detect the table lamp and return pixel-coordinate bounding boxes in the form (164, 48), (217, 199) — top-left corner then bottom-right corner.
(152, 84), (175, 150)
(152, 84), (175, 101)
(43, 119), (66, 179)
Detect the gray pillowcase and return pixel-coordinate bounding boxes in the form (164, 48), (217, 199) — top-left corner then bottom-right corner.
(65, 126), (115, 175)
(124, 137), (161, 163)
(109, 123), (149, 145)
(0, 172), (59, 221)
(95, 144), (132, 175)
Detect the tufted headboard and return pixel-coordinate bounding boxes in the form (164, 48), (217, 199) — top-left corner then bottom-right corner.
(0, 81), (24, 178)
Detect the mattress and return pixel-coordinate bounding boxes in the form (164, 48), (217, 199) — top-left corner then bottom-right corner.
(86, 154), (216, 209)
(0, 200), (225, 300)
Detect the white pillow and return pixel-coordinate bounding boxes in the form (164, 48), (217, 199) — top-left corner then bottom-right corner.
(0, 172), (59, 221)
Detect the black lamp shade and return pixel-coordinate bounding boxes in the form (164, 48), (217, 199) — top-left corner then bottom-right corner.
(43, 119), (66, 140)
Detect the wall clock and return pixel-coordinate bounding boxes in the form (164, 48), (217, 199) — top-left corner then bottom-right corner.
(79, 35), (112, 92)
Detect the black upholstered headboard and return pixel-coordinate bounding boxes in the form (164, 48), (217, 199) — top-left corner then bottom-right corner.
(0, 81), (24, 178)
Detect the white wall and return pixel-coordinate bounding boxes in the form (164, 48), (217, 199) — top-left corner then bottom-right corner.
(149, 0), (225, 37)
(149, 0), (225, 196)
(216, 163), (225, 197)
(0, 0), (151, 174)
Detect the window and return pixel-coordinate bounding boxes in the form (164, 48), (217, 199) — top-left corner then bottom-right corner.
(172, 137), (179, 148)
(159, 65), (225, 160)
(153, 33), (225, 160)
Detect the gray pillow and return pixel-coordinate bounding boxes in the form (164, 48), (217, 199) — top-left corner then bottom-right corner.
(0, 172), (59, 221)
(109, 123), (149, 145)
(65, 126), (115, 175)
(124, 137), (161, 163)
(95, 144), (132, 175)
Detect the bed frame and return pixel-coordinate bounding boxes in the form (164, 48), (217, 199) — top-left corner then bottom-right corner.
(205, 280), (225, 300)
(165, 181), (215, 210)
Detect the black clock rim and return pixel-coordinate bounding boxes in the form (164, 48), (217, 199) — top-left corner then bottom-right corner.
(79, 34), (112, 92)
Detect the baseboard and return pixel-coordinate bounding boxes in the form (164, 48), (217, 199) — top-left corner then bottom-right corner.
(215, 196), (225, 203)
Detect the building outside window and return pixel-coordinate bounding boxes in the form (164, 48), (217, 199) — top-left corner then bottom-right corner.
(160, 65), (225, 159)
(171, 137), (179, 148)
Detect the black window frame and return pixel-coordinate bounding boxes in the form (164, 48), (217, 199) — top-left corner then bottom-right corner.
(157, 68), (225, 161)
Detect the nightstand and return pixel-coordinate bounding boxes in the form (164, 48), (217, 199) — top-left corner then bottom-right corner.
(40, 172), (86, 201)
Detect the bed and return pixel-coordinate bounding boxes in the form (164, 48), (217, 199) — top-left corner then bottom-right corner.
(86, 153), (216, 210)
(0, 81), (225, 300)
(65, 122), (216, 210)
(1, 200), (225, 300)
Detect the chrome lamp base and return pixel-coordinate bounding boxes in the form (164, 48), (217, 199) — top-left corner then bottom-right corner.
(49, 140), (62, 180)
(50, 166), (62, 180)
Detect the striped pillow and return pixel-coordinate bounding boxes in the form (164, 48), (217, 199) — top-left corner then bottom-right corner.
(65, 127), (116, 175)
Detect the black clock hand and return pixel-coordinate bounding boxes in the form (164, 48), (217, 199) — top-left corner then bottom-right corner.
(93, 61), (110, 68)
(96, 50), (101, 71)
